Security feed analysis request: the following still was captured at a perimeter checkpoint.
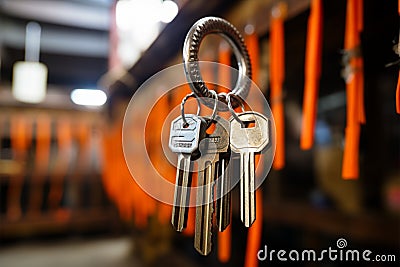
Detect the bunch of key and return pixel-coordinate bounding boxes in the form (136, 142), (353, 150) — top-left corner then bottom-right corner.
(169, 96), (270, 255)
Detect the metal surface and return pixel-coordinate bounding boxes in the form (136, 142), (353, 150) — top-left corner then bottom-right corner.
(169, 114), (203, 231)
(216, 156), (231, 232)
(230, 112), (269, 227)
(183, 16), (252, 109)
(169, 114), (202, 154)
(194, 115), (229, 255)
(229, 112), (269, 153)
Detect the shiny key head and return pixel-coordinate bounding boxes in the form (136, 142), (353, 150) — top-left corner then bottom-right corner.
(199, 115), (230, 155)
(169, 114), (203, 154)
(230, 111), (269, 153)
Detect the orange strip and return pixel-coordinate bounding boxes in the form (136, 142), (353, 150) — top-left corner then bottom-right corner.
(48, 118), (72, 210)
(397, 0), (400, 114)
(218, 42), (231, 93)
(342, 0), (361, 179)
(76, 120), (90, 151)
(35, 115), (51, 172)
(344, 0), (357, 52)
(7, 114), (32, 221)
(342, 78), (360, 179)
(148, 93), (174, 225)
(356, 0), (365, 124)
(357, 57), (366, 123)
(246, 32), (260, 84)
(300, 0), (323, 150)
(356, 0), (363, 32)
(218, 224), (231, 263)
(11, 114), (32, 152)
(342, 124), (360, 179)
(74, 120), (90, 208)
(270, 5), (286, 170)
(244, 189), (263, 267)
(101, 126), (113, 199)
(28, 115), (51, 217)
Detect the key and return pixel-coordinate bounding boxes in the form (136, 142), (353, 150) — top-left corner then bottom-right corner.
(214, 117), (231, 232)
(230, 111), (269, 227)
(195, 116), (230, 255)
(216, 152), (231, 232)
(169, 114), (206, 232)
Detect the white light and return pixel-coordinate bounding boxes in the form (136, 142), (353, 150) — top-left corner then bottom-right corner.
(115, 0), (134, 31)
(12, 61), (48, 103)
(115, 0), (162, 66)
(160, 1), (178, 23)
(244, 24), (255, 35)
(116, 0), (161, 30)
(70, 89), (107, 106)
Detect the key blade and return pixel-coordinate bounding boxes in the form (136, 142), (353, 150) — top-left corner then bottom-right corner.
(216, 157), (231, 232)
(195, 161), (215, 255)
(172, 153), (192, 232)
(240, 151), (256, 227)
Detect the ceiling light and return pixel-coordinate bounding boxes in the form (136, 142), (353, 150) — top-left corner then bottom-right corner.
(12, 22), (47, 104)
(160, 1), (178, 23)
(70, 89), (107, 106)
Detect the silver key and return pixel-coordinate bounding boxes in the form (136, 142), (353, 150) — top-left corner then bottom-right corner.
(169, 114), (205, 232)
(195, 116), (229, 255)
(230, 111), (269, 227)
(213, 117), (231, 232)
(216, 152), (231, 232)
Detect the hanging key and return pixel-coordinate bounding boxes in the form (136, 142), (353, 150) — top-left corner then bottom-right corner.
(169, 114), (206, 232)
(230, 111), (269, 227)
(216, 151), (231, 232)
(195, 115), (230, 255)
(214, 117), (231, 232)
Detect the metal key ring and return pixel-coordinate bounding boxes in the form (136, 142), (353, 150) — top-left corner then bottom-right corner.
(183, 17), (252, 110)
(202, 89), (219, 130)
(208, 90), (218, 125)
(227, 92), (246, 128)
(181, 92), (201, 127)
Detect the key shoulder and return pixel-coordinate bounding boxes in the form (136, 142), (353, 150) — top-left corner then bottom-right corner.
(169, 114), (202, 154)
(200, 115), (230, 154)
(229, 111), (269, 153)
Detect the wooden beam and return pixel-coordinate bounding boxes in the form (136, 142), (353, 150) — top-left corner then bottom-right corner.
(226, 0), (310, 35)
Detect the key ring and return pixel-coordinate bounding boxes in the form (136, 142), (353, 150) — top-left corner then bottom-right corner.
(226, 92), (246, 128)
(183, 17), (252, 110)
(181, 92), (201, 127)
(180, 90), (219, 128)
(208, 90), (218, 125)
